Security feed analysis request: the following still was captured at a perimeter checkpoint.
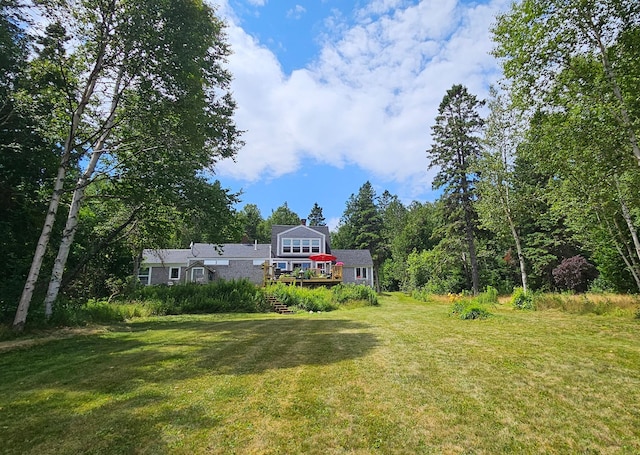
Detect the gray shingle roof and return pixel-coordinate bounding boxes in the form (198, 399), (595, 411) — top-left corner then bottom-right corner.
(333, 249), (373, 267)
(143, 243), (271, 265)
(190, 243), (271, 259)
(143, 249), (191, 264)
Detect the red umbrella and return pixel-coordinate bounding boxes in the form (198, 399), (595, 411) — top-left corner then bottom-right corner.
(309, 253), (337, 262)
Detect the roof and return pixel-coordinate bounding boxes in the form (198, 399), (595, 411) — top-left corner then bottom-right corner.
(333, 249), (374, 267)
(143, 249), (191, 264)
(190, 243), (271, 259)
(143, 243), (271, 265)
(271, 224), (331, 252)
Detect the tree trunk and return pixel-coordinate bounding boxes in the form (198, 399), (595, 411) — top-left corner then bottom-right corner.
(43, 147), (105, 316)
(43, 69), (123, 316)
(12, 161), (69, 330)
(12, 49), (106, 330)
(615, 179), (640, 264)
(508, 219), (528, 294)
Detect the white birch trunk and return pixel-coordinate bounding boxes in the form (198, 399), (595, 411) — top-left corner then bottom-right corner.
(12, 50), (106, 330)
(43, 69), (123, 317)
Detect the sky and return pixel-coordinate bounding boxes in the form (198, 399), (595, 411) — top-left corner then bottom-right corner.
(211, 0), (512, 230)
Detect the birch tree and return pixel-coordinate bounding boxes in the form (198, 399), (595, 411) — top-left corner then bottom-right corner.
(14, 0), (242, 329)
(492, 0), (640, 167)
(476, 87), (529, 293)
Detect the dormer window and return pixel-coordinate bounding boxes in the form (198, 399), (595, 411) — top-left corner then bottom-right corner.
(281, 238), (321, 255)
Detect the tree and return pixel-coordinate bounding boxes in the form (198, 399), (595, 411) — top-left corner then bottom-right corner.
(426, 84), (484, 295)
(266, 202), (301, 226)
(14, 0), (242, 329)
(333, 182), (383, 290)
(477, 87), (529, 293)
(492, 0), (640, 167)
(237, 204), (268, 243)
(307, 202), (326, 226)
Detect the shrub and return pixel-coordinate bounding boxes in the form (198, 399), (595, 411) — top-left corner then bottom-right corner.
(511, 287), (534, 310)
(411, 287), (433, 303)
(475, 286), (499, 306)
(135, 279), (265, 314)
(450, 300), (492, 320)
(552, 256), (598, 293)
(332, 283), (378, 306)
(266, 283), (336, 312)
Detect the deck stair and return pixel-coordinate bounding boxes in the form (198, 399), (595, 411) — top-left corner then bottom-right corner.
(267, 295), (294, 314)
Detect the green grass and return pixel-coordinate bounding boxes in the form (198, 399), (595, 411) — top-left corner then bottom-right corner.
(1, 294), (639, 454)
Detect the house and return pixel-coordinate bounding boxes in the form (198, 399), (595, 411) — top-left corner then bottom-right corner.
(140, 221), (374, 287)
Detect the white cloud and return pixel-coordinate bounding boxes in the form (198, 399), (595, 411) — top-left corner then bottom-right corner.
(217, 0), (511, 197)
(287, 5), (307, 19)
(246, 0), (267, 6)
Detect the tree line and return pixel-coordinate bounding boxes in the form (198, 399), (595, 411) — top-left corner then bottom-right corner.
(2, 0), (639, 329)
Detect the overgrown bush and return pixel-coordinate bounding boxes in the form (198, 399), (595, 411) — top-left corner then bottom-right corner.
(552, 256), (598, 293)
(475, 286), (499, 306)
(135, 279), (266, 314)
(450, 300), (492, 320)
(266, 283), (378, 311)
(332, 283), (378, 306)
(267, 283), (336, 312)
(511, 287), (534, 310)
(411, 287), (433, 303)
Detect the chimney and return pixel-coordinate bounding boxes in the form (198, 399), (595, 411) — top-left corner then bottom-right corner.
(254, 239), (257, 251)
(301, 219), (306, 226)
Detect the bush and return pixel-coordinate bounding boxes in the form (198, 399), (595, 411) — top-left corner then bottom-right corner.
(411, 287), (433, 303)
(475, 286), (499, 306)
(511, 287), (534, 310)
(332, 283), (378, 306)
(450, 300), (492, 320)
(135, 279), (265, 314)
(552, 256), (598, 293)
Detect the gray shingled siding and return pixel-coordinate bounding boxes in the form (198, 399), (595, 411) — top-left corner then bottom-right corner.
(149, 266), (187, 285)
(213, 260), (264, 285)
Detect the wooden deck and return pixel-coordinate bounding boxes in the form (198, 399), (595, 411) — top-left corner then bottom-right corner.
(266, 276), (343, 288)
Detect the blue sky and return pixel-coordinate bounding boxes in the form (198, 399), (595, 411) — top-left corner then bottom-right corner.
(213, 0), (511, 229)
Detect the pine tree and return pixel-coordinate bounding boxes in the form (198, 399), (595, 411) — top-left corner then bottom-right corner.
(307, 202), (326, 226)
(426, 84), (484, 295)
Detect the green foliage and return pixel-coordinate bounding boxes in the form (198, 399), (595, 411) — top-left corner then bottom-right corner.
(267, 283), (336, 312)
(49, 300), (154, 326)
(511, 287), (534, 310)
(410, 288), (434, 303)
(266, 283), (378, 312)
(475, 286), (499, 306)
(135, 280), (266, 314)
(331, 283), (378, 306)
(450, 300), (492, 320)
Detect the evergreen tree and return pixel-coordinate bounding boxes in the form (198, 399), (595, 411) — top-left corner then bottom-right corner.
(307, 202), (326, 226)
(333, 182), (383, 289)
(426, 84), (484, 295)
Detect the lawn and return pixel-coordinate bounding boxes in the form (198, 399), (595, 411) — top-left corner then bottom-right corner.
(1, 293), (639, 454)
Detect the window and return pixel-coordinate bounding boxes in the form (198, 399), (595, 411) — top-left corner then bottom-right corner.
(356, 267), (368, 279)
(282, 237), (322, 255)
(191, 267), (205, 282)
(169, 267), (180, 280)
(138, 267), (150, 285)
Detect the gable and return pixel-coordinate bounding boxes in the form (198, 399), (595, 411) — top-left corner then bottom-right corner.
(272, 224), (331, 257)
